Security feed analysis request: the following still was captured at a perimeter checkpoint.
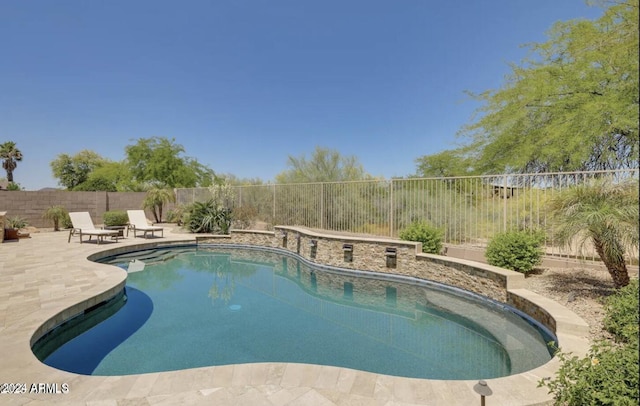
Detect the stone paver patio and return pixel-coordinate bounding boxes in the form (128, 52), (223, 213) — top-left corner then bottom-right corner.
(0, 228), (590, 405)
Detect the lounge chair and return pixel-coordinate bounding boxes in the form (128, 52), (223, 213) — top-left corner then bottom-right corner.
(68, 212), (120, 244)
(127, 210), (164, 239)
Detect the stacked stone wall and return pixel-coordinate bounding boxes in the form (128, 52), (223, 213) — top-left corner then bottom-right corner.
(217, 226), (568, 334)
(192, 227), (526, 305)
(270, 226), (520, 303)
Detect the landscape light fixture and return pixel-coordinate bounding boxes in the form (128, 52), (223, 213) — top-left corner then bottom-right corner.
(473, 380), (493, 406)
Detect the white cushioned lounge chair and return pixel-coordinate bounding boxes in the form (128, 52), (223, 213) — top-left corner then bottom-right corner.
(127, 210), (164, 239)
(68, 211), (120, 244)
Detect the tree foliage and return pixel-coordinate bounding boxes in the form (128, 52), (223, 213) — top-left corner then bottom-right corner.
(276, 146), (370, 183)
(415, 149), (475, 178)
(418, 0), (639, 173)
(74, 161), (139, 192)
(50, 150), (110, 190)
(0, 141), (23, 183)
(125, 137), (214, 188)
(50, 138), (214, 191)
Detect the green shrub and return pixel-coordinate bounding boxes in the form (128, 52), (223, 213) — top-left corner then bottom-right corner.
(103, 210), (129, 227)
(399, 221), (443, 254)
(183, 200), (232, 234)
(485, 230), (543, 273)
(604, 279), (639, 344)
(541, 341), (639, 406)
(61, 215), (73, 229)
(541, 281), (640, 405)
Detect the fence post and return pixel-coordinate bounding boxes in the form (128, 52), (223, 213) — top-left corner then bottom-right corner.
(272, 184), (276, 225)
(389, 180), (394, 237)
(503, 174), (508, 232)
(320, 183), (325, 230)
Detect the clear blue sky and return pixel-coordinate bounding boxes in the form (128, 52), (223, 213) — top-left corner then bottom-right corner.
(1, 0), (603, 190)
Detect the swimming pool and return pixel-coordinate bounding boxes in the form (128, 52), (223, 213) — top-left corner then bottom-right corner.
(34, 245), (554, 380)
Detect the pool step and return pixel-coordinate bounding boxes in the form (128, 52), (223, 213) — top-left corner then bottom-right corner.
(101, 248), (193, 266)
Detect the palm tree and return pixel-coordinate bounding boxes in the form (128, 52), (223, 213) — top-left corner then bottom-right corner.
(0, 141), (23, 183)
(43, 205), (70, 231)
(547, 178), (639, 288)
(142, 187), (176, 223)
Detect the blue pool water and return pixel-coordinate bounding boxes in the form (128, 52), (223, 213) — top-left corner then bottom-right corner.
(35, 245), (554, 379)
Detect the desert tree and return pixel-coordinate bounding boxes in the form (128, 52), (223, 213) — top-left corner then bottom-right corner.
(275, 146), (370, 183)
(416, 0), (639, 174)
(125, 137), (214, 188)
(50, 150), (110, 190)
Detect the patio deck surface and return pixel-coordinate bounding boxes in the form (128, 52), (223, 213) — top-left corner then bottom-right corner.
(0, 228), (590, 405)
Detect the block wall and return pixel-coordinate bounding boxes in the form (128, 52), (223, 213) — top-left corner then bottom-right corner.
(0, 191), (167, 228)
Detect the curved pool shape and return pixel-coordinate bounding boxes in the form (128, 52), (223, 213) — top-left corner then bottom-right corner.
(34, 245), (555, 380)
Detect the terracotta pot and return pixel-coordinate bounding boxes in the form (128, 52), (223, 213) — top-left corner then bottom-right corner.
(4, 228), (20, 241)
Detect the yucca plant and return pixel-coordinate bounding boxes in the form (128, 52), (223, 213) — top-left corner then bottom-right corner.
(547, 178), (639, 288)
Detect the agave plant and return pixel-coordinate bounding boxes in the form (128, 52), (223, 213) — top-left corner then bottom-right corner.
(183, 200), (232, 234)
(6, 216), (28, 229)
(547, 178), (639, 288)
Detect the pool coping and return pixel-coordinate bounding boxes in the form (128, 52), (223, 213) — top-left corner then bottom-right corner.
(0, 227), (591, 405)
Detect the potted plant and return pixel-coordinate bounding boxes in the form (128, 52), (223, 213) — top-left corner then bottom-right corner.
(43, 205), (70, 231)
(4, 216), (28, 240)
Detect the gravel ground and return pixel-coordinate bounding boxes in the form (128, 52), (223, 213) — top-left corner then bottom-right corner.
(523, 266), (628, 342)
